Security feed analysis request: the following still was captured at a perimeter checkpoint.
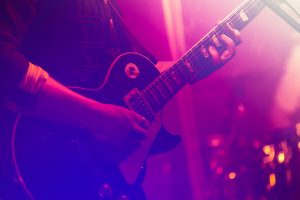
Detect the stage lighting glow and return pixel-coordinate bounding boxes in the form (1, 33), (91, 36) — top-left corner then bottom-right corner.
(228, 172), (237, 180)
(263, 145), (271, 155)
(277, 152), (285, 164)
(263, 145), (275, 164)
(269, 173), (276, 188)
(296, 123), (300, 136)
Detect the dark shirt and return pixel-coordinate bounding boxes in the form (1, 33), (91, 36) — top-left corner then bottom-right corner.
(0, 0), (154, 199)
(0, 0), (155, 94)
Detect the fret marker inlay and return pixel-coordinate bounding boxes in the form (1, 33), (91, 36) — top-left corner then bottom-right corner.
(239, 9), (249, 22)
(200, 45), (210, 58)
(184, 60), (194, 73)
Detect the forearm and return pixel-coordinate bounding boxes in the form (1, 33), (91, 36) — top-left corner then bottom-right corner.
(19, 70), (147, 151)
(21, 74), (106, 131)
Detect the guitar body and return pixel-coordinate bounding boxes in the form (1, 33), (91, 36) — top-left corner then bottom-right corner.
(11, 52), (178, 200)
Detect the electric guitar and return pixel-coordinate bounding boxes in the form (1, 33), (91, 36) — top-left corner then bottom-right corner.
(2, 0), (266, 199)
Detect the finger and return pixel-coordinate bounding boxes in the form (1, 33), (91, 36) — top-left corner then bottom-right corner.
(208, 46), (221, 65)
(220, 49), (234, 62)
(221, 34), (235, 53)
(225, 22), (242, 45)
(220, 34), (236, 62)
(138, 116), (150, 129)
(130, 110), (150, 129)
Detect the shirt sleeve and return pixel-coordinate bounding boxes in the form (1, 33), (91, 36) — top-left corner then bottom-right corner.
(0, 0), (37, 96)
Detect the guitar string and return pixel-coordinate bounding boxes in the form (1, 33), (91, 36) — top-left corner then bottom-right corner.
(185, 0), (265, 73)
(128, 0), (266, 114)
(139, 0), (265, 113)
(148, 0), (264, 87)
(177, 0), (265, 68)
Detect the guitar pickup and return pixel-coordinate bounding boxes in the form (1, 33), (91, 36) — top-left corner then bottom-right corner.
(123, 88), (155, 122)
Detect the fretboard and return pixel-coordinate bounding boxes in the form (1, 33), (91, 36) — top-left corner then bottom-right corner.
(141, 0), (265, 114)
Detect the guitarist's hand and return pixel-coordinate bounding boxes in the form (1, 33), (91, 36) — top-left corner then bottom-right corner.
(191, 23), (241, 83)
(88, 104), (148, 158)
(17, 73), (148, 160)
(209, 23), (241, 66)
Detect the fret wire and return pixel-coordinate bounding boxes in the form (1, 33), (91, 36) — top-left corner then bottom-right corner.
(142, 88), (157, 111)
(185, 53), (209, 71)
(222, 0), (264, 32)
(181, 0), (264, 65)
(170, 66), (184, 87)
(158, 76), (176, 105)
(153, 79), (168, 104)
(151, 73), (174, 109)
(214, 25), (230, 52)
(164, 69), (179, 91)
(186, 48), (206, 67)
(183, 49), (210, 69)
(214, 25), (224, 36)
(166, 69), (181, 91)
(180, 2), (248, 70)
(176, 61), (189, 81)
(172, 0), (265, 81)
(228, 0), (260, 23)
(211, 29), (224, 50)
(142, 70), (181, 112)
(199, 0), (264, 47)
(252, 0), (261, 13)
(149, 82), (163, 111)
(246, 0), (263, 19)
(169, 69), (180, 90)
(141, 0), (265, 113)
(176, 54), (195, 76)
(178, 60), (193, 79)
(130, 96), (152, 118)
(173, 63), (187, 84)
(162, 70), (175, 91)
(230, 2), (250, 30)
(143, 87), (160, 112)
(150, 71), (181, 111)
(192, 42), (212, 66)
(153, 83), (163, 108)
(161, 72), (175, 94)
(157, 76), (172, 101)
(170, 65), (181, 87)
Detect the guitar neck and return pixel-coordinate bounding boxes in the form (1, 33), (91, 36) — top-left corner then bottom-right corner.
(141, 0), (265, 113)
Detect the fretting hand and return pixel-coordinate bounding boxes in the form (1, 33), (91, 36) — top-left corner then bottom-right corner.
(191, 23), (241, 83)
